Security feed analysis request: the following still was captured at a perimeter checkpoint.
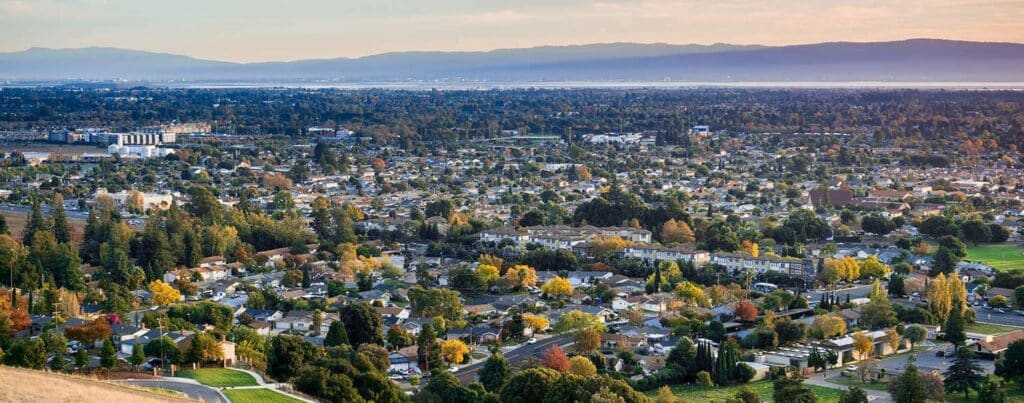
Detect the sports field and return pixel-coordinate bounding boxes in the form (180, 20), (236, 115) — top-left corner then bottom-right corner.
(967, 244), (1024, 272)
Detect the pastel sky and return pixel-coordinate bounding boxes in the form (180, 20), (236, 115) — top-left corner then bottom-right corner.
(1, 0), (1022, 62)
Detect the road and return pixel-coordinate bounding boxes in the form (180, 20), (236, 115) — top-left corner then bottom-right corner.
(456, 334), (574, 384)
(117, 379), (227, 403)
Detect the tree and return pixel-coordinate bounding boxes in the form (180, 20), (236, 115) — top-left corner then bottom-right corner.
(811, 314), (847, 339)
(541, 277), (573, 299)
(696, 371), (713, 388)
(661, 219), (695, 244)
(655, 386), (677, 403)
(51, 193), (72, 244)
(808, 347), (838, 376)
(569, 356), (597, 376)
(267, 335), (316, 381)
(852, 332), (874, 360)
(477, 264), (500, 284)
(990, 294), (1009, 309)
(961, 219), (992, 245)
(324, 321), (349, 347)
(931, 246), (960, 276)
(100, 338), (117, 369)
(862, 215), (896, 235)
(733, 387), (759, 403)
(979, 377), (1006, 403)
(574, 327), (601, 354)
(186, 332), (224, 364)
(889, 355), (927, 403)
(130, 342), (145, 371)
(440, 339), (469, 365)
(944, 347), (984, 399)
(838, 386), (869, 403)
(996, 339), (1024, 381)
(145, 336), (181, 364)
(859, 256), (890, 279)
(479, 352), (510, 392)
(417, 324), (443, 371)
(733, 300), (758, 322)
(554, 310), (606, 333)
(772, 377), (816, 402)
(386, 325), (413, 349)
(903, 325), (928, 350)
(945, 302), (967, 347)
(541, 345), (570, 371)
(522, 314), (550, 332)
(499, 367), (559, 403)
(148, 280), (181, 306)
(503, 265), (538, 289)
(860, 279), (897, 329)
(927, 273), (952, 323)
(591, 236), (633, 256)
(338, 303), (383, 347)
(674, 281), (708, 307)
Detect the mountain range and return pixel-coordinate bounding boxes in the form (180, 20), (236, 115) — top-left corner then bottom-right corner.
(1, 39), (1022, 83)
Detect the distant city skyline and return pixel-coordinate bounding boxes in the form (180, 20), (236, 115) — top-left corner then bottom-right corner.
(2, 0), (1023, 62)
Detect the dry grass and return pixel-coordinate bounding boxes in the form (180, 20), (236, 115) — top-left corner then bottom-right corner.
(2, 211), (87, 241)
(0, 366), (194, 403)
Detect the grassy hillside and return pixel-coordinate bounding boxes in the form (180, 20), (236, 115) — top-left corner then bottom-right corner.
(0, 366), (193, 403)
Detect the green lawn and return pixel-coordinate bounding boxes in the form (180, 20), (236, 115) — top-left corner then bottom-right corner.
(967, 244), (1024, 272)
(646, 380), (843, 402)
(966, 322), (1019, 335)
(826, 375), (888, 391)
(223, 389), (304, 403)
(177, 368), (259, 387)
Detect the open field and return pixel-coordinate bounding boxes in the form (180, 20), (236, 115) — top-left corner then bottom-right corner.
(1, 211), (87, 241)
(966, 322), (1019, 335)
(222, 389), (304, 403)
(177, 368), (259, 387)
(0, 365), (192, 403)
(967, 244), (1024, 272)
(645, 380), (842, 402)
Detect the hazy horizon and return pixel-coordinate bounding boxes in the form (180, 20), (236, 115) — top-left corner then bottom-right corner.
(2, 0), (1023, 63)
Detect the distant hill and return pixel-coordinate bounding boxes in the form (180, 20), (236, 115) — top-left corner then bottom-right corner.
(1, 39), (1022, 82)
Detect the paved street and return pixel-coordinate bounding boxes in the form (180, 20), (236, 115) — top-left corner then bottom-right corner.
(117, 379), (227, 403)
(456, 334), (574, 384)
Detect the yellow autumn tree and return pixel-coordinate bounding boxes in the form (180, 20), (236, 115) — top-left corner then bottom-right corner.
(478, 254), (504, 271)
(661, 219), (696, 244)
(148, 280), (181, 306)
(441, 339), (470, 364)
(591, 236), (633, 256)
(523, 314), (550, 331)
(504, 265), (538, 288)
(477, 264), (500, 284)
(568, 356), (597, 376)
(859, 256), (890, 279)
(740, 240), (759, 257)
(811, 314), (848, 339)
(541, 277), (574, 299)
(674, 281), (709, 307)
(927, 273), (952, 323)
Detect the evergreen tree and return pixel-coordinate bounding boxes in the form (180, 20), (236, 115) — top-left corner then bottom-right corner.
(696, 340), (715, 374)
(979, 377), (1006, 403)
(945, 303), (967, 347)
(23, 199), (50, 247)
(324, 321), (349, 347)
(891, 355), (926, 403)
(479, 352), (511, 392)
(131, 342), (146, 371)
(417, 324), (443, 371)
(75, 346), (88, 369)
(944, 347), (984, 399)
(100, 338), (117, 369)
(52, 193), (72, 244)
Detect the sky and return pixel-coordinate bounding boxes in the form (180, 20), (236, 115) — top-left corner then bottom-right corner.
(1, 0), (1023, 62)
